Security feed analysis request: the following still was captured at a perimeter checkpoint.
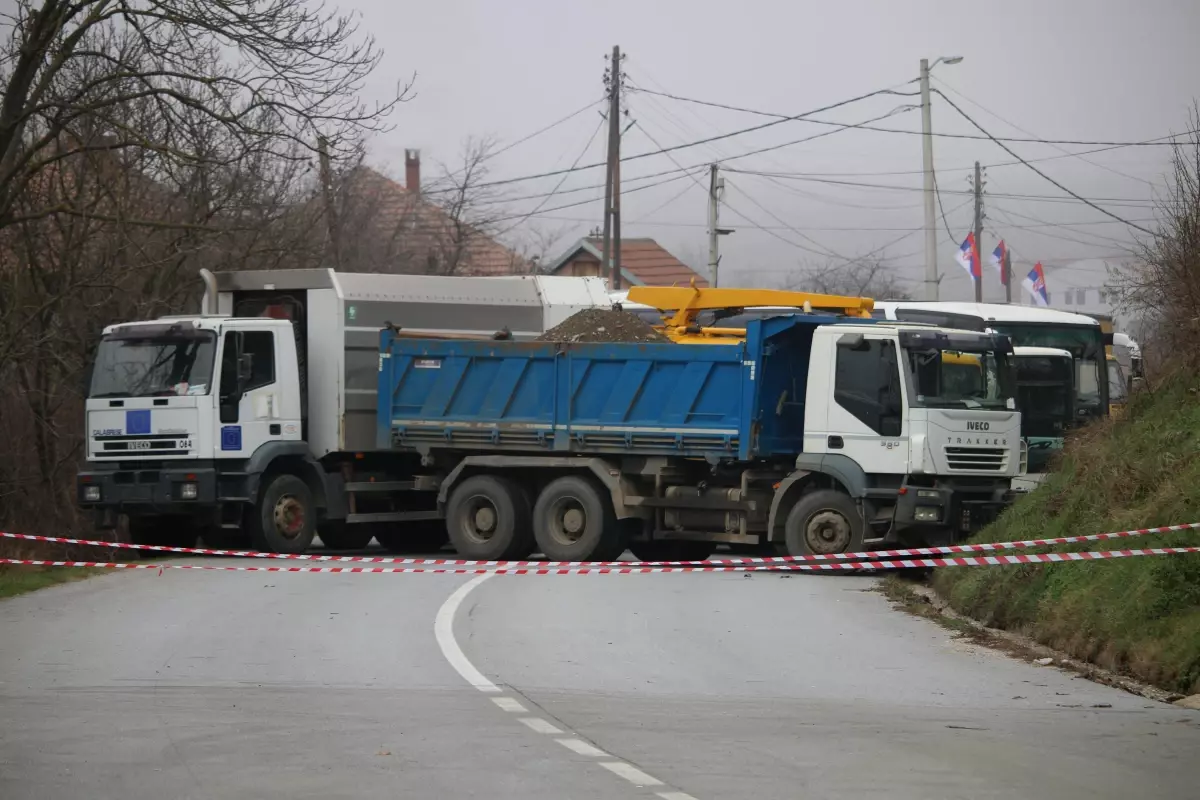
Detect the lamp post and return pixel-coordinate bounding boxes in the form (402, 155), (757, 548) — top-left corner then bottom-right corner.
(921, 55), (963, 301)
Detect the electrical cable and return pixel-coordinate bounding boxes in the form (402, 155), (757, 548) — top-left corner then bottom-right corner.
(932, 90), (1156, 234)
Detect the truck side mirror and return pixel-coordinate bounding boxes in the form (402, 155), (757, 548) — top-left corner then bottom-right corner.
(838, 333), (867, 351)
(238, 353), (254, 386)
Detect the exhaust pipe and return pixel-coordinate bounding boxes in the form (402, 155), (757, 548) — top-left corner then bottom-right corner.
(199, 268), (218, 315)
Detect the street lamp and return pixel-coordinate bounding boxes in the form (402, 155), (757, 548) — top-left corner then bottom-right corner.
(921, 55), (963, 301)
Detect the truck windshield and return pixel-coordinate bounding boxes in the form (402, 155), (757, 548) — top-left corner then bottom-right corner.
(90, 330), (217, 398)
(1015, 355), (1074, 438)
(905, 348), (1014, 409)
(987, 322), (1106, 419)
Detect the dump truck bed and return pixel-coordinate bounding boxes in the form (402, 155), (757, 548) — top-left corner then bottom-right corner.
(377, 313), (857, 461)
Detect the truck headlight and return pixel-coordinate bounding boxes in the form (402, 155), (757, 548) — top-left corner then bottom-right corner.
(83, 485), (101, 502)
(914, 506), (941, 522)
(180, 482), (198, 500)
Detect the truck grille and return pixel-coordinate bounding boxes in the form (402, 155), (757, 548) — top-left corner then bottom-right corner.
(92, 435), (190, 458)
(944, 446), (1008, 472)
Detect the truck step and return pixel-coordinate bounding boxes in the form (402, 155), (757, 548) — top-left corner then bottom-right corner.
(219, 496), (252, 503)
(344, 481), (416, 493)
(346, 510), (441, 524)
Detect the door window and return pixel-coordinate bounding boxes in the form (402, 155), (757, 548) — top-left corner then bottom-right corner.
(834, 338), (903, 436)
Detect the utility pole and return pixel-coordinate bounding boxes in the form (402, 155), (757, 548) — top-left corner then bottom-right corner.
(600, 46), (623, 290)
(317, 136), (341, 270)
(972, 160), (984, 304)
(707, 163), (726, 287)
(920, 58), (938, 301)
(1003, 249), (1013, 303)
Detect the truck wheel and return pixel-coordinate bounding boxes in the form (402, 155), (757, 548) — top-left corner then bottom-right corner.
(254, 474), (317, 554)
(533, 476), (624, 562)
(783, 490), (865, 557)
(317, 521), (373, 551)
(376, 521), (449, 554)
(446, 475), (533, 560)
(627, 541), (715, 563)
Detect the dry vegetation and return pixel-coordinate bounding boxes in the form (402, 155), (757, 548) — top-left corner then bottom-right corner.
(0, 2), (555, 587)
(931, 113), (1200, 694)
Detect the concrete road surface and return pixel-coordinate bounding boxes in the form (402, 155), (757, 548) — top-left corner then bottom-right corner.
(2, 562), (1199, 799)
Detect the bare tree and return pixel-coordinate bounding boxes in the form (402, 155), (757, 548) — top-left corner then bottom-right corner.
(1109, 105), (1199, 372)
(786, 257), (913, 300)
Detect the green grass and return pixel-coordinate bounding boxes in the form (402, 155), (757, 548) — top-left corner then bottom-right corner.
(0, 565), (104, 600)
(933, 373), (1200, 695)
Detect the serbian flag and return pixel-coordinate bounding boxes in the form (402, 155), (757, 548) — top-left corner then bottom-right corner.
(1022, 262), (1049, 306)
(955, 232), (981, 282)
(990, 240), (1008, 284)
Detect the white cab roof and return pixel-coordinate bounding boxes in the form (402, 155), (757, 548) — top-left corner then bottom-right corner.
(873, 300), (1101, 327)
(1013, 346), (1074, 358)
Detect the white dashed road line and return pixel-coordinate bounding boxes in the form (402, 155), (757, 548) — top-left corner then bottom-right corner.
(433, 572), (693, 797)
(492, 696), (527, 713)
(601, 761), (664, 787)
(519, 716), (564, 734)
(556, 737), (608, 757)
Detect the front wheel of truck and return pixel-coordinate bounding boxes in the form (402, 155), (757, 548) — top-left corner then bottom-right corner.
(783, 489), (865, 557)
(253, 474), (317, 554)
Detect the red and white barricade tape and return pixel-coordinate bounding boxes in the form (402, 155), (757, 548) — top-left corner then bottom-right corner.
(3, 546), (1200, 575)
(3, 522), (1200, 568)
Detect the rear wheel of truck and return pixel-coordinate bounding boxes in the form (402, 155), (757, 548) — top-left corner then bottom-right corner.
(254, 474), (317, 554)
(627, 541), (716, 563)
(375, 521), (449, 554)
(317, 521), (373, 551)
(533, 476), (625, 562)
(446, 475), (533, 561)
(783, 490), (865, 557)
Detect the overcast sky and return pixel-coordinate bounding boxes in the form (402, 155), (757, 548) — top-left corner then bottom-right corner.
(350, 0), (1197, 304)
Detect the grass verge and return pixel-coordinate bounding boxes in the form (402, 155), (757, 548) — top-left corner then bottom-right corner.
(932, 372), (1200, 695)
(0, 564), (104, 600)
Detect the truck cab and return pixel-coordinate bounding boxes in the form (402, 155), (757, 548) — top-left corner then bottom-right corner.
(81, 315), (303, 547)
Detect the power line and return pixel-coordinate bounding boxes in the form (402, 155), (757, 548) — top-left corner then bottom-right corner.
(422, 82), (912, 195)
(988, 203), (1138, 248)
(931, 76), (1159, 188)
(485, 170), (699, 225)
(722, 167), (1160, 207)
(486, 99), (606, 162)
(933, 90), (1156, 235)
(632, 84), (1194, 148)
(493, 115), (607, 236)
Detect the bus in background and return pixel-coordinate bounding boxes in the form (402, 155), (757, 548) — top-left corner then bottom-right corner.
(1013, 347), (1075, 480)
(871, 302), (1108, 426)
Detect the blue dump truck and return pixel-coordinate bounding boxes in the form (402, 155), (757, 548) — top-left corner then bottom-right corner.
(78, 270), (1022, 559)
(376, 313), (1022, 561)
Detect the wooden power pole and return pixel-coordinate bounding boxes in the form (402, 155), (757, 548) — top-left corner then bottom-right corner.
(600, 46), (623, 290)
(972, 161), (984, 303)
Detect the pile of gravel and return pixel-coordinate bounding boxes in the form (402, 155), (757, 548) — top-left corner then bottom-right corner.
(536, 308), (670, 344)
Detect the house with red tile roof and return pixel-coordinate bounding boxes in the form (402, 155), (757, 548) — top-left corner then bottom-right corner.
(544, 237), (709, 288)
(333, 151), (531, 276)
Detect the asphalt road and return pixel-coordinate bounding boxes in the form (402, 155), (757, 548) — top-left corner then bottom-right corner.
(2, 560), (1199, 799)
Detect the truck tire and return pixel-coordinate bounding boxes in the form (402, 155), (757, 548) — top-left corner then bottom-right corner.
(254, 473), (317, 554)
(375, 521), (449, 554)
(627, 540), (716, 563)
(783, 489), (865, 557)
(533, 476), (625, 562)
(317, 521), (373, 551)
(446, 475), (533, 561)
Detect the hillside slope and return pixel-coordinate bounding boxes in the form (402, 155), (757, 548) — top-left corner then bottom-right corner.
(933, 373), (1200, 694)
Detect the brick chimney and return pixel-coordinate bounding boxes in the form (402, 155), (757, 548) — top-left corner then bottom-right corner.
(405, 149), (421, 198)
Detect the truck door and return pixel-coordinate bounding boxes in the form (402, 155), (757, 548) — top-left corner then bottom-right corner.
(216, 328), (283, 458)
(826, 334), (910, 474)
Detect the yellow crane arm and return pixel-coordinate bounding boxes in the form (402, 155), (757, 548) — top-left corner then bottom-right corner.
(625, 285), (875, 327)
